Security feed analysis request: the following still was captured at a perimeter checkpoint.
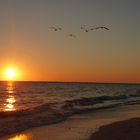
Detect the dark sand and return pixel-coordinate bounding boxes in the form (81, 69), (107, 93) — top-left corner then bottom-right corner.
(89, 118), (140, 140)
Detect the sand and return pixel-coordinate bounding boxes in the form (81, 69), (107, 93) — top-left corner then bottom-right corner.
(89, 118), (140, 140)
(1, 105), (140, 140)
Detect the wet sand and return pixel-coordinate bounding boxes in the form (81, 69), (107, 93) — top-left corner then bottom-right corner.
(2, 105), (140, 140)
(89, 118), (140, 140)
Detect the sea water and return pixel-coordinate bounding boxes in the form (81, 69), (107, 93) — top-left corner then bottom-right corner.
(0, 81), (140, 112)
(0, 81), (140, 137)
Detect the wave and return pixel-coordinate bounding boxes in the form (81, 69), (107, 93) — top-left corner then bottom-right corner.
(0, 94), (140, 137)
(63, 95), (128, 106)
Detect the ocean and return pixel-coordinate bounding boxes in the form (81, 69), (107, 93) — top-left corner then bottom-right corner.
(0, 81), (140, 137)
(0, 81), (140, 112)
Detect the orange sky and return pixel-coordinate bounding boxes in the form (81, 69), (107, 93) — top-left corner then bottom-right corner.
(0, 0), (140, 83)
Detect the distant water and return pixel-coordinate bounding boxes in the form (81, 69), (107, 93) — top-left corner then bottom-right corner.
(0, 81), (140, 112)
(0, 81), (140, 137)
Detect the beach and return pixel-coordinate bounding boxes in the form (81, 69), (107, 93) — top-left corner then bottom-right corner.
(2, 104), (140, 140)
(0, 0), (140, 139)
(89, 118), (140, 140)
(0, 82), (140, 140)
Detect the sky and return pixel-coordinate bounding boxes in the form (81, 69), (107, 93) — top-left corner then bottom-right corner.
(0, 0), (140, 83)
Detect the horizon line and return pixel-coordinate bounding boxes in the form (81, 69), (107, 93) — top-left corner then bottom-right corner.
(0, 80), (140, 85)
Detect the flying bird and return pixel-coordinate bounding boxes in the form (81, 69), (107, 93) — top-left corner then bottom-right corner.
(50, 27), (62, 31)
(66, 34), (76, 38)
(80, 27), (90, 32)
(94, 26), (109, 30)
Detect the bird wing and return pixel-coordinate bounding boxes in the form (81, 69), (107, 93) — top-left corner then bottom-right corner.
(104, 27), (109, 30)
(95, 27), (101, 30)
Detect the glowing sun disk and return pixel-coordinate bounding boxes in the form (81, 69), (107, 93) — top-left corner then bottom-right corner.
(6, 69), (16, 80)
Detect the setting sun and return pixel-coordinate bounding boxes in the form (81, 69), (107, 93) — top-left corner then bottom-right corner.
(5, 69), (16, 81)
(1, 65), (22, 81)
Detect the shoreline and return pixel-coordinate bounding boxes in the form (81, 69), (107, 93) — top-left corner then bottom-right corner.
(0, 94), (139, 138)
(88, 117), (140, 140)
(2, 104), (140, 140)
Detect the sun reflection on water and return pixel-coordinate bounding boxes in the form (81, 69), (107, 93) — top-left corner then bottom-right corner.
(9, 134), (31, 140)
(6, 82), (14, 94)
(4, 82), (16, 111)
(6, 96), (16, 104)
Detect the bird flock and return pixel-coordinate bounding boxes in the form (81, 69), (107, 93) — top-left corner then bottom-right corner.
(49, 26), (110, 38)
